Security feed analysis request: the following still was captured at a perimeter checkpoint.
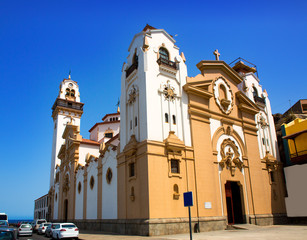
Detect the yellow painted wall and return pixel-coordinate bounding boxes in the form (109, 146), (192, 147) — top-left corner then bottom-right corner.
(284, 118), (307, 155)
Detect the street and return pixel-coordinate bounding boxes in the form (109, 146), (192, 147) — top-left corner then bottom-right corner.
(19, 232), (56, 240)
(15, 225), (307, 240)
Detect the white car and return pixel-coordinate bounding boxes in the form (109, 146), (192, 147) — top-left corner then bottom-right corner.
(32, 219), (47, 232)
(52, 223), (79, 239)
(38, 222), (51, 234)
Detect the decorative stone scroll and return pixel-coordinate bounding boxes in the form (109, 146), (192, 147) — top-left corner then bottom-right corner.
(258, 114), (268, 129)
(127, 85), (137, 104)
(219, 138), (243, 176)
(262, 151), (278, 172)
(162, 80), (177, 102)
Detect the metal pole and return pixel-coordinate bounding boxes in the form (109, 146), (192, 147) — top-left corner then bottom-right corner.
(188, 206), (192, 240)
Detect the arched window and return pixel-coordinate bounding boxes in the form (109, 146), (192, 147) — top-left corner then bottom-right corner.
(71, 89), (75, 97)
(159, 47), (169, 60)
(173, 184), (179, 194)
(65, 88), (70, 96)
(78, 182), (82, 194)
(132, 53), (138, 64)
(130, 187), (135, 201)
(165, 113), (169, 123)
(90, 176), (95, 190)
(253, 87), (258, 98)
(106, 168), (113, 184)
(172, 115), (176, 125)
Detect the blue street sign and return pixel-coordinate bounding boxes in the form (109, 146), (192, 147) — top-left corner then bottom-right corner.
(184, 191), (193, 207)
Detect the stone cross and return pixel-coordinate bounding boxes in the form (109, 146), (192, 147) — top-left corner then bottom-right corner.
(213, 49), (220, 61)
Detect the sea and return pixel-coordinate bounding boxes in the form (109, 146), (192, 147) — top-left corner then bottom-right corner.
(8, 219), (33, 224)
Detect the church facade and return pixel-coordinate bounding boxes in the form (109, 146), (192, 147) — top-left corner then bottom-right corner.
(48, 25), (286, 236)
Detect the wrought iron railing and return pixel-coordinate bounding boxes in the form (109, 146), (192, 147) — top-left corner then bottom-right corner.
(126, 61), (138, 78)
(290, 149), (307, 158)
(52, 99), (83, 111)
(254, 95), (266, 105)
(157, 57), (177, 70)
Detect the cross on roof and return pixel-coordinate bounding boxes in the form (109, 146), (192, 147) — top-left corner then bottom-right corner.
(213, 49), (220, 61)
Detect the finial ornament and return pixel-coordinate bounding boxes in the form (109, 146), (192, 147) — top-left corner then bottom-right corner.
(116, 98), (120, 112)
(213, 49), (220, 61)
(68, 70), (71, 79)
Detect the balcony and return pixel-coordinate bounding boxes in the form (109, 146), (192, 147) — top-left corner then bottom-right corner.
(254, 95), (266, 105)
(52, 98), (84, 113)
(126, 61), (138, 78)
(157, 57), (177, 70)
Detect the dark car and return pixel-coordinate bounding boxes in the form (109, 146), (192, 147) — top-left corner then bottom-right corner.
(0, 221), (8, 228)
(0, 228), (17, 240)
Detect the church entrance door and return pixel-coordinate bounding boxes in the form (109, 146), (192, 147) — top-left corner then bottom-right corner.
(225, 181), (244, 225)
(64, 199), (68, 222)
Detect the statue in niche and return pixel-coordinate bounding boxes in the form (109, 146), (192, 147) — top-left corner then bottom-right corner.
(219, 138), (243, 176)
(219, 84), (231, 111)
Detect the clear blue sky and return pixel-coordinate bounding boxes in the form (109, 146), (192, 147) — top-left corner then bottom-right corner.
(0, 0), (306, 219)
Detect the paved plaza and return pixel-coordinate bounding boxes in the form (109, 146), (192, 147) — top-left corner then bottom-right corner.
(78, 224), (307, 240)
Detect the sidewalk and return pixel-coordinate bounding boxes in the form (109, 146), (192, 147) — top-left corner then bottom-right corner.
(79, 225), (307, 240)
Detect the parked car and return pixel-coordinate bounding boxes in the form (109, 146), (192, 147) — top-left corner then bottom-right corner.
(46, 223), (60, 238)
(45, 224), (53, 237)
(38, 222), (51, 235)
(52, 223), (79, 240)
(32, 219), (46, 232)
(17, 223), (32, 236)
(0, 228), (17, 240)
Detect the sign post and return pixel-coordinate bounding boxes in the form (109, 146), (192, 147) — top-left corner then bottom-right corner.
(183, 191), (193, 240)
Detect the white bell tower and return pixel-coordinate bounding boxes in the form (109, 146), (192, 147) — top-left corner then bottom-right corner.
(120, 25), (192, 151)
(49, 74), (84, 188)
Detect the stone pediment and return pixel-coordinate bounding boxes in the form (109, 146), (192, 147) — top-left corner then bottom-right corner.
(236, 91), (260, 115)
(62, 123), (81, 140)
(123, 135), (138, 156)
(164, 131), (185, 152)
(183, 80), (214, 99)
(196, 60), (243, 85)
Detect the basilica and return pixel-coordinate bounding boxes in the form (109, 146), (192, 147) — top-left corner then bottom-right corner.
(47, 25), (286, 236)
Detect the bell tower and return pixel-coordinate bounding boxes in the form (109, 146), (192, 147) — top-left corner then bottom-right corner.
(49, 74), (84, 188)
(120, 25), (192, 151)
(118, 25), (193, 224)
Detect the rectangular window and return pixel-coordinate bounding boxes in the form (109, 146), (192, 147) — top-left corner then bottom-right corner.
(171, 159), (180, 174)
(130, 120), (132, 130)
(135, 117), (137, 126)
(262, 138), (265, 145)
(105, 132), (113, 138)
(269, 171), (275, 183)
(129, 163), (135, 177)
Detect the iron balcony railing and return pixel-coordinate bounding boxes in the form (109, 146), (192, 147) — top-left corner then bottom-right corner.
(52, 99), (84, 112)
(157, 57), (177, 70)
(126, 61), (138, 78)
(254, 95), (266, 105)
(290, 149), (307, 159)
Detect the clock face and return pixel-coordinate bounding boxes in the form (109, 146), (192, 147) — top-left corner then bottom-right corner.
(68, 83), (73, 88)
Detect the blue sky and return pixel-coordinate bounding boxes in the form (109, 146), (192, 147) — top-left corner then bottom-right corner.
(0, 0), (306, 219)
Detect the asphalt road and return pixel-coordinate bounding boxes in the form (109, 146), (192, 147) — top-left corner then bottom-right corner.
(18, 232), (76, 240)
